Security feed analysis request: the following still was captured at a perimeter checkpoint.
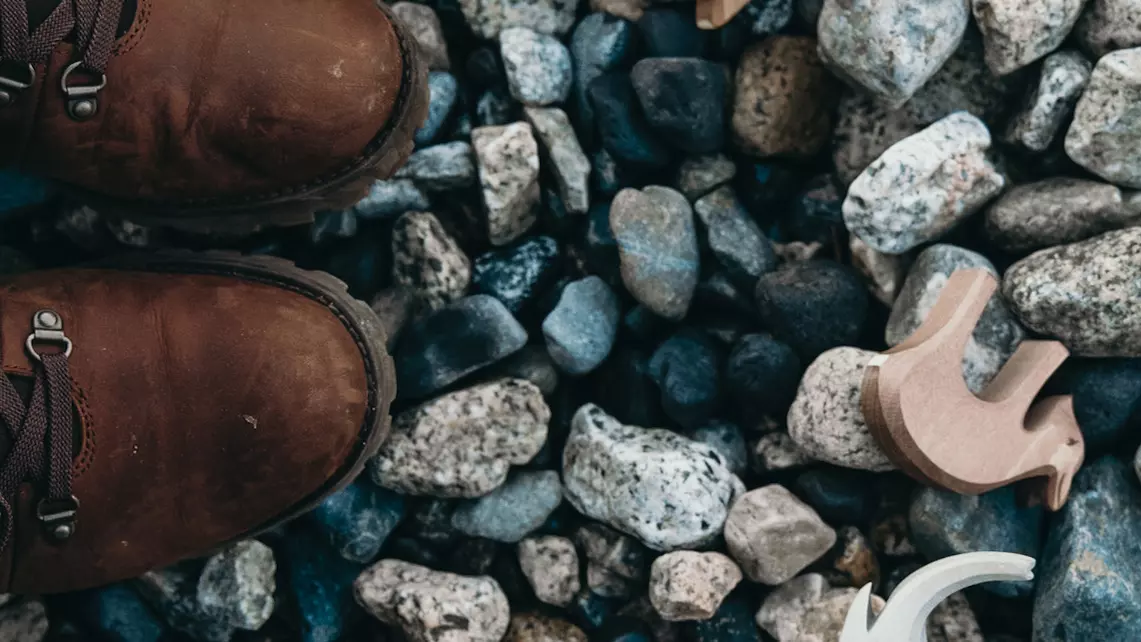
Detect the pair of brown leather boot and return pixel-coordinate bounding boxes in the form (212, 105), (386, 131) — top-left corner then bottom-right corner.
(0, 0), (427, 593)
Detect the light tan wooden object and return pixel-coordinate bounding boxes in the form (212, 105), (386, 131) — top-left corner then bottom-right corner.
(696, 0), (750, 29)
(860, 269), (1085, 510)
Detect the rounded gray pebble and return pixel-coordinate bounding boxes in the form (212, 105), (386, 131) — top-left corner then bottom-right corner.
(542, 276), (621, 375)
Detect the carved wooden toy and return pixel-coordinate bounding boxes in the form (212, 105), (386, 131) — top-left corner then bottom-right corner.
(696, 0), (750, 29)
(841, 552), (1036, 641)
(860, 269), (1085, 510)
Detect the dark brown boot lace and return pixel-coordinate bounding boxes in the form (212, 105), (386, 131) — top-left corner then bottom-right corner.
(0, 310), (77, 551)
(0, 0), (124, 119)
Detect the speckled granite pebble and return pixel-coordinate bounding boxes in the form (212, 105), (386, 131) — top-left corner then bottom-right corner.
(985, 178), (1137, 252)
(391, 211), (471, 310)
(524, 107), (591, 215)
(1064, 48), (1141, 188)
(972, 0), (1087, 74)
(1005, 50), (1092, 152)
(648, 551), (742, 621)
(501, 28), (573, 106)
(1074, 0), (1141, 56)
(473, 123), (542, 245)
(725, 485), (837, 585)
(517, 536), (581, 607)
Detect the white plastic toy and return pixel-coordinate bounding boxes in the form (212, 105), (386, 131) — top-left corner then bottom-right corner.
(840, 552), (1036, 642)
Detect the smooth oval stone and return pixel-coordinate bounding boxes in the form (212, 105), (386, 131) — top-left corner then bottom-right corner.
(542, 276), (621, 375)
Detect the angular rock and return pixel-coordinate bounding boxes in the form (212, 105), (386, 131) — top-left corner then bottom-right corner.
(392, 211), (472, 311)
(1005, 50), (1092, 152)
(563, 404), (744, 551)
(1003, 228), (1141, 356)
(676, 154), (737, 201)
(0, 599), (47, 642)
(590, 73), (674, 170)
(985, 178), (1137, 252)
(648, 329), (723, 428)
(392, 3), (450, 70)
(524, 107), (590, 214)
(731, 37), (838, 158)
(571, 14), (637, 145)
(473, 122), (542, 246)
(648, 551), (743, 622)
(1074, 0), (1141, 56)
(501, 28), (573, 106)
(542, 276), (621, 375)
(460, 0), (578, 39)
(371, 379), (550, 497)
(355, 560), (510, 642)
(354, 179), (431, 219)
(725, 485), (837, 585)
(505, 613), (589, 642)
(610, 186), (700, 319)
(630, 57), (727, 154)
(416, 71), (459, 146)
(472, 236), (561, 314)
(451, 470), (563, 542)
(693, 186), (777, 287)
(517, 535), (581, 607)
(755, 261), (869, 359)
(1064, 48), (1141, 188)
(310, 481), (406, 563)
(818, 0), (970, 107)
(787, 347), (895, 472)
(395, 141), (478, 191)
(972, 0), (1087, 74)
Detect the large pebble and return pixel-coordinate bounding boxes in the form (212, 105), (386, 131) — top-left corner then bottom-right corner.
(1003, 228), (1141, 356)
(693, 186), (777, 287)
(755, 261), (869, 359)
(395, 142), (477, 192)
(310, 481), (406, 563)
(1074, 0), (1141, 56)
(590, 74), (673, 170)
(610, 186), (700, 320)
(1064, 48), (1141, 188)
(517, 535), (581, 607)
(985, 178), (1137, 252)
(371, 379), (550, 497)
(787, 347), (894, 472)
(391, 3), (450, 70)
(0, 599), (47, 642)
(630, 57), (727, 154)
(818, 0), (970, 107)
(731, 37), (838, 158)
(354, 560), (510, 642)
(563, 404), (744, 551)
(844, 112), (1005, 254)
(543, 276), (621, 375)
(1033, 457), (1141, 641)
(501, 28), (573, 106)
(886, 244), (1025, 393)
(505, 613), (589, 642)
(648, 552), (742, 622)
(649, 329), (723, 428)
(472, 236), (561, 314)
(571, 14), (636, 145)
(472, 123), (542, 246)
(1004, 50), (1092, 152)
(451, 470), (562, 542)
(391, 211), (471, 311)
(724, 485), (837, 585)
(460, 0), (578, 39)
(524, 107), (590, 215)
(394, 295), (528, 399)
(972, 0), (1086, 74)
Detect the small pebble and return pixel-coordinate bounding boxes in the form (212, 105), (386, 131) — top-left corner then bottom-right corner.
(725, 485), (837, 585)
(1074, 0), (1141, 56)
(688, 595), (763, 642)
(751, 432), (814, 474)
(630, 57), (727, 154)
(395, 141), (478, 191)
(984, 177), (1136, 252)
(354, 179), (431, 219)
(686, 421), (749, 476)
(648, 329), (723, 428)
(459, 0), (578, 39)
(0, 599), (48, 642)
(755, 260), (869, 359)
(416, 71), (459, 146)
(693, 186), (777, 287)
(675, 154), (737, 201)
(1004, 50), (1092, 152)
(524, 107), (590, 215)
(823, 526), (880, 589)
(473, 122), (542, 245)
(577, 523), (649, 599)
(756, 573), (886, 642)
(500, 28), (573, 106)
(1064, 48), (1141, 188)
(517, 536), (582, 607)
(280, 528), (364, 642)
(793, 468), (877, 525)
(739, 0), (794, 35)
(648, 552), (743, 622)
(972, 0), (1087, 75)
(309, 481), (406, 563)
(726, 333), (802, 423)
(849, 236), (906, 306)
(592, 0), (645, 20)
(926, 592), (984, 642)
(637, 8), (707, 58)
(391, 2), (450, 70)
(451, 470), (563, 542)
(391, 211), (472, 311)
(590, 74), (674, 171)
(472, 235), (561, 315)
(542, 276), (621, 375)
(571, 14), (637, 146)
(505, 613), (589, 642)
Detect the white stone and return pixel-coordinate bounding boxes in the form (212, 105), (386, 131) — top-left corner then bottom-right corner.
(472, 123), (541, 246)
(1064, 48), (1141, 188)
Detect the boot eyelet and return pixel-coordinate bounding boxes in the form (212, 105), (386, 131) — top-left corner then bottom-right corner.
(60, 61), (106, 122)
(0, 63), (36, 108)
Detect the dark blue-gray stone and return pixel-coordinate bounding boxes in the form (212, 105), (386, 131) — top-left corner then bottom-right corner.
(542, 276), (621, 375)
(793, 467), (876, 525)
(281, 528), (364, 642)
(309, 210), (358, 245)
(693, 186), (776, 288)
(415, 71), (459, 146)
(648, 329), (723, 428)
(755, 260), (869, 359)
(726, 333), (801, 422)
(589, 73), (673, 171)
(909, 486), (1043, 598)
(1033, 456), (1141, 642)
(308, 480), (406, 563)
(592, 347), (666, 428)
(451, 470), (563, 542)
(571, 14), (636, 147)
(472, 236), (561, 315)
(591, 148), (626, 198)
(1068, 358), (1141, 454)
(394, 141), (478, 192)
(352, 179), (431, 220)
(394, 294), (528, 399)
(684, 594), (763, 641)
(0, 170), (50, 215)
(630, 57), (727, 155)
(636, 9), (707, 58)
(76, 583), (167, 642)
(476, 87), (517, 127)
(686, 421), (748, 475)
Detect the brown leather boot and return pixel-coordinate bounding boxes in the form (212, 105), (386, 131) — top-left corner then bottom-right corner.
(0, 0), (428, 232)
(0, 252), (394, 593)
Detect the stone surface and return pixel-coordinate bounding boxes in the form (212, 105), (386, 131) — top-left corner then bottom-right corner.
(416, 72), (459, 146)
(731, 37), (838, 158)
(630, 57), (727, 154)
(725, 485), (837, 585)
(576, 522), (650, 599)
(501, 28), (573, 106)
(985, 178), (1137, 252)
(886, 244), (1026, 393)
(1075, 0), (1141, 56)
(1064, 48), (1141, 188)
(0, 600), (47, 642)
(571, 14), (636, 145)
(755, 260), (869, 359)
(648, 329), (723, 428)
(590, 73), (673, 170)
(726, 334), (802, 423)
(78, 583), (166, 642)
(280, 528), (363, 642)
(371, 378), (550, 497)
(648, 552), (743, 621)
(354, 179), (432, 219)
(1069, 358), (1141, 452)
(505, 613), (589, 642)
(676, 154), (737, 201)
(562, 404), (744, 551)
(818, 0), (970, 107)
(460, 0), (578, 39)
(542, 276), (621, 375)
(392, 2), (450, 70)
(451, 470), (563, 542)
(693, 186), (777, 287)
(751, 432), (814, 474)
(756, 574), (886, 642)
(391, 211), (472, 311)
(355, 560), (510, 642)
(849, 236), (906, 305)
(610, 186), (700, 320)
(686, 421), (749, 476)
(926, 592), (984, 642)
(524, 107), (591, 215)
(787, 347), (894, 471)
(517, 536), (581, 607)
(843, 112), (1005, 254)
(1003, 228), (1141, 356)
(972, 0), (1087, 74)
(1005, 50), (1092, 152)
(637, 8), (707, 58)
(310, 481), (406, 563)
(472, 236), (561, 314)
(395, 142), (478, 192)
(472, 122), (542, 246)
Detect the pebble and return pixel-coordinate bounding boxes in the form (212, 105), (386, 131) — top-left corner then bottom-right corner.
(972, 0), (1087, 75)
(1064, 48), (1141, 188)
(817, 0), (970, 107)
(1074, 0), (1141, 56)
(391, 211), (472, 311)
(751, 432), (814, 474)
(756, 574), (885, 642)
(562, 404), (744, 551)
(523, 107), (590, 216)
(630, 57), (726, 154)
(726, 333), (802, 423)
(416, 71), (459, 146)
(280, 528), (364, 642)
(793, 468), (877, 525)
(500, 28), (573, 106)
(505, 613), (589, 642)
(648, 329), (723, 428)
(451, 470), (563, 542)
(909, 486), (1042, 598)
(610, 186), (700, 319)
(926, 592), (984, 642)
(648, 552), (743, 622)
(755, 260), (869, 359)
(395, 141), (478, 191)
(740, 0), (794, 35)
(577, 522), (649, 599)
(787, 347), (895, 472)
(724, 485), (837, 585)
(590, 73), (674, 170)
(394, 295), (528, 399)
(1033, 457), (1141, 641)
(1004, 50), (1092, 152)
(477, 87), (517, 127)
(732, 36), (838, 158)
(391, 3), (450, 70)
(871, 513), (918, 558)
(459, 0), (578, 39)
(636, 9), (707, 58)
(471, 236), (561, 315)
(371, 378), (550, 497)
(687, 595), (763, 642)
(1003, 228), (1141, 356)
(571, 14), (637, 146)
(354, 560), (510, 642)
(985, 178), (1137, 252)
(676, 154), (737, 201)
(693, 186), (777, 287)
(76, 583), (166, 642)
(685, 421), (749, 476)
(473, 122), (542, 246)
(0, 599), (47, 642)
(0, 171), (50, 216)
(542, 276), (621, 375)
(844, 112), (1005, 254)
(824, 525), (880, 589)
(1069, 358), (1141, 452)
(310, 210), (357, 245)
(309, 481), (406, 563)
(354, 179), (431, 219)
(849, 236), (906, 306)
(517, 535), (581, 607)
(592, 0), (645, 20)
(885, 244), (1026, 393)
